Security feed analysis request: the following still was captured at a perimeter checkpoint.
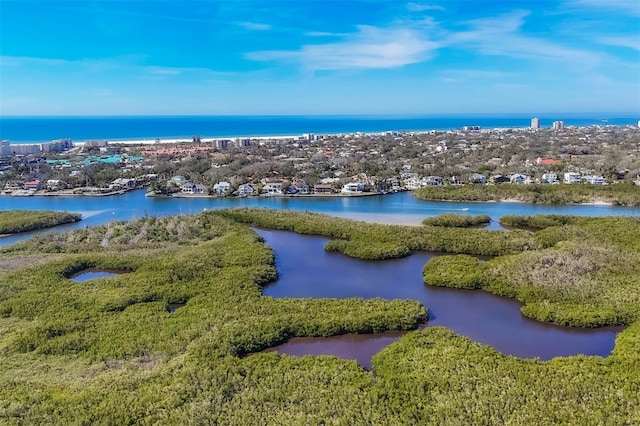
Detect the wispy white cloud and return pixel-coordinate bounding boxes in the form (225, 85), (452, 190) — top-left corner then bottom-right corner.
(597, 36), (640, 51)
(446, 10), (604, 68)
(247, 9), (607, 72)
(247, 25), (439, 70)
(304, 31), (342, 37)
(0, 56), (233, 78)
(406, 2), (444, 12)
(147, 66), (183, 75)
(566, 0), (640, 16)
(236, 21), (272, 31)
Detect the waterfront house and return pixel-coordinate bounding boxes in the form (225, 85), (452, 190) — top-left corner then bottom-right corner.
(213, 181), (231, 193)
(314, 184), (333, 194)
(179, 182), (207, 194)
(193, 184), (208, 194)
(262, 182), (283, 195)
(181, 182), (196, 193)
(582, 175), (606, 185)
(45, 179), (68, 190)
(469, 173), (487, 184)
(111, 178), (136, 190)
(425, 176), (444, 186)
(401, 173), (421, 190)
(563, 172), (581, 184)
(291, 180), (310, 194)
(3, 181), (23, 192)
(23, 180), (42, 190)
(237, 183), (255, 197)
(341, 182), (365, 193)
(541, 173), (558, 184)
(510, 174), (529, 185)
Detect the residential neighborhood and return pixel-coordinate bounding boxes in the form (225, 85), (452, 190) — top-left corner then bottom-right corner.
(1, 124), (640, 198)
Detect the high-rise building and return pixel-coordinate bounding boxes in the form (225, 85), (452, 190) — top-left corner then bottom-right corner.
(0, 140), (10, 156)
(530, 117), (540, 129)
(552, 121), (564, 130)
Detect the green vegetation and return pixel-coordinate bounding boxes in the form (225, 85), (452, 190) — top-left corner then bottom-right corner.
(215, 208), (537, 260)
(1, 210), (639, 423)
(422, 215), (640, 327)
(414, 183), (640, 206)
(422, 213), (491, 227)
(422, 254), (486, 289)
(0, 210), (81, 234)
(499, 214), (578, 229)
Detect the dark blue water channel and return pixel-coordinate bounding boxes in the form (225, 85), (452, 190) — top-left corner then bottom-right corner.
(257, 229), (622, 368)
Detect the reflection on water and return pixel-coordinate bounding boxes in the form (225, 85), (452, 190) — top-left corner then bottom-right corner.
(263, 331), (409, 371)
(257, 229), (621, 367)
(70, 269), (122, 283)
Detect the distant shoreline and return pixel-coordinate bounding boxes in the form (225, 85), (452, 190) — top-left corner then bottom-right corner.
(2, 115), (638, 143)
(148, 191), (387, 199)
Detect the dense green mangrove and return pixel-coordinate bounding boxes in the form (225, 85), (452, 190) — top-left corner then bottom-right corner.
(427, 217), (640, 328)
(414, 182), (640, 206)
(0, 210), (81, 234)
(0, 210), (639, 424)
(215, 208), (537, 259)
(422, 213), (491, 227)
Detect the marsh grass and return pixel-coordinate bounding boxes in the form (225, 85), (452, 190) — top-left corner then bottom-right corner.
(0, 210), (81, 234)
(1, 210), (639, 423)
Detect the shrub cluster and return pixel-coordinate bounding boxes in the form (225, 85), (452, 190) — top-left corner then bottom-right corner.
(0, 210), (81, 234)
(422, 213), (491, 227)
(414, 183), (640, 206)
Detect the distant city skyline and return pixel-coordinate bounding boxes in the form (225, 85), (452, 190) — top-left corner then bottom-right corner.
(1, 0), (639, 116)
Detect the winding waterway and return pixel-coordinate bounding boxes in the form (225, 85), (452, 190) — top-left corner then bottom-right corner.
(257, 229), (622, 367)
(0, 190), (635, 367)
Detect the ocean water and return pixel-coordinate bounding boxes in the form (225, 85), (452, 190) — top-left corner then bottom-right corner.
(1, 114), (638, 142)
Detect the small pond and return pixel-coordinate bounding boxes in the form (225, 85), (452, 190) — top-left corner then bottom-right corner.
(256, 229), (622, 367)
(167, 303), (186, 313)
(263, 331), (412, 371)
(70, 269), (124, 283)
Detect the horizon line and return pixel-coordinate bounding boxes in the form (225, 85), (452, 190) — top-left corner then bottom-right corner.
(2, 112), (639, 119)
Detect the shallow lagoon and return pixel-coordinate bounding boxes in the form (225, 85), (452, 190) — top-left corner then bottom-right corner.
(257, 229), (622, 367)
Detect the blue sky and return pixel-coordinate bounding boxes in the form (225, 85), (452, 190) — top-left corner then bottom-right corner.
(1, 0), (639, 116)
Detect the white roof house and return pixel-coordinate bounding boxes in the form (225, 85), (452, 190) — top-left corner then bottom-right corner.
(564, 172), (581, 184)
(213, 181), (231, 193)
(341, 182), (364, 193)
